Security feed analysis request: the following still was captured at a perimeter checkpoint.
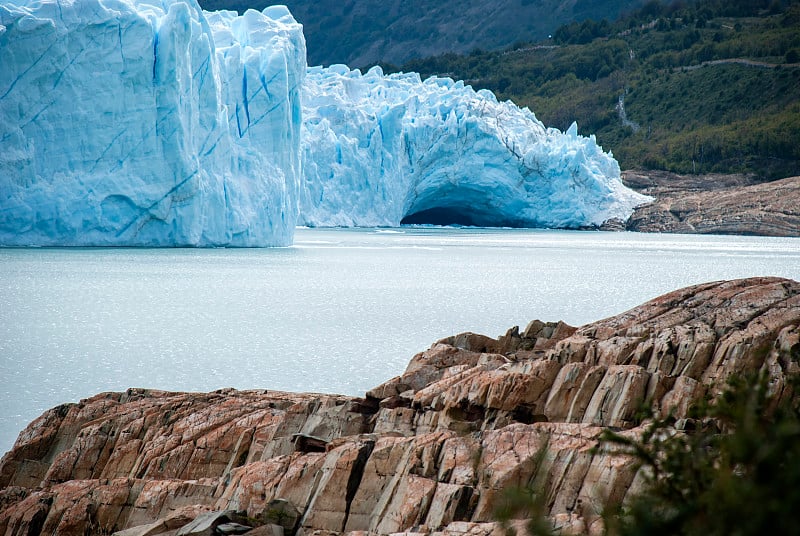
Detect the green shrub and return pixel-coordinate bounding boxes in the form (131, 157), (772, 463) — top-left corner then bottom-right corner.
(599, 374), (800, 536)
(496, 373), (800, 536)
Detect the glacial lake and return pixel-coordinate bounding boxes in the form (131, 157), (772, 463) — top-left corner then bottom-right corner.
(2, 227), (800, 455)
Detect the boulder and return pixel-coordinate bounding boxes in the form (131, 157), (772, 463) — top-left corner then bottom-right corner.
(258, 499), (300, 533)
(175, 511), (242, 536)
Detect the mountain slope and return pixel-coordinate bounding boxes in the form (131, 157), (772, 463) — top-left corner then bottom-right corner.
(397, 0), (800, 178)
(199, 0), (648, 67)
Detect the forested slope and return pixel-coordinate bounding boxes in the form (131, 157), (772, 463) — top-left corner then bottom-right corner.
(393, 0), (800, 178)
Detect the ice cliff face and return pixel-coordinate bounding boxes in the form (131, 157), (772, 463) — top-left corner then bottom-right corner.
(1, 0), (648, 246)
(299, 65), (650, 228)
(0, 0), (305, 246)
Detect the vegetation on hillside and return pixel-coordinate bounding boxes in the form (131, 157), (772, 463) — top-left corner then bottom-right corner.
(386, 0), (800, 178)
(496, 373), (800, 535)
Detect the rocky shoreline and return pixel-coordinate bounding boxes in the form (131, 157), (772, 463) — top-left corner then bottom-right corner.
(621, 171), (800, 236)
(1, 277), (799, 535)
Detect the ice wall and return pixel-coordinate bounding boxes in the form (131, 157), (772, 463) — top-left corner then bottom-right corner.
(300, 65), (650, 228)
(1, 0), (649, 246)
(0, 0), (305, 246)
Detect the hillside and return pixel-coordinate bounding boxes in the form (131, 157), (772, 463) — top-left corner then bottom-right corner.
(393, 0), (800, 179)
(198, 0), (648, 68)
(622, 171), (800, 235)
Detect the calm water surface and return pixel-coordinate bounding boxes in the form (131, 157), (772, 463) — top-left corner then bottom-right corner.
(1, 227), (799, 454)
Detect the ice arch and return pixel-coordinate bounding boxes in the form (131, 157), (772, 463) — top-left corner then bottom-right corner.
(300, 65), (650, 229)
(0, 0), (649, 247)
(400, 183), (528, 227)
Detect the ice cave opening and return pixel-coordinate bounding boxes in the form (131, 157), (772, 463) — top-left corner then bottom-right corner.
(400, 205), (524, 228)
(399, 183), (528, 228)
(400, 207), (485, 226)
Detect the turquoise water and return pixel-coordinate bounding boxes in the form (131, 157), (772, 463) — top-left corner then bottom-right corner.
(1, 227), (799, 455)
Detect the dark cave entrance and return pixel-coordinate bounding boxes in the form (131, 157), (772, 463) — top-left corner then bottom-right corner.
(400, 206), (484, 227)
(400, 205), (524, 227)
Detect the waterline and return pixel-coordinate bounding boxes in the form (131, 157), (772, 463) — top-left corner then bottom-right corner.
(1, 228), (798, 455)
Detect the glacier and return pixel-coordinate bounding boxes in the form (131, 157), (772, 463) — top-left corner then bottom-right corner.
(0, 0), (305, 246)
(300, 65), (650, 228)
(1, 0), (649, 247)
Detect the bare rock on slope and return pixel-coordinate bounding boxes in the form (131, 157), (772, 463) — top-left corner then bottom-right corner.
(623, 171), (800, 236)
(1, 277), (798, 536)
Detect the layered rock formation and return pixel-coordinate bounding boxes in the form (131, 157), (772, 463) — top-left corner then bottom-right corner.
(1, 277), (798, 535)
(623, 171), (800, 236)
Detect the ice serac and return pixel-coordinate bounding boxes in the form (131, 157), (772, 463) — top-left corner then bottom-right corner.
(300, 65), (651, 228)
(0, 0), (305, 246)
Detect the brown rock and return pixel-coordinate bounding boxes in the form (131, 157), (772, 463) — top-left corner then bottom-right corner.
(247, 525), (285, 536)
(1, 277), (798, 536)
(175, 511), (244, 536)
(112, 505), (210, 536)
(624, 172), (800, 236)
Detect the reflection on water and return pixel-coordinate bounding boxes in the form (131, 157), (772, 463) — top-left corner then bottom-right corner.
(1, 227), (799, 454)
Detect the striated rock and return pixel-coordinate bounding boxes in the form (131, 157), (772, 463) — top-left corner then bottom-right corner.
(1, 277), (798, 536)
(623, 171), (800, 236)
(112, 505), (212, 535)
(175, 511), (251, 536)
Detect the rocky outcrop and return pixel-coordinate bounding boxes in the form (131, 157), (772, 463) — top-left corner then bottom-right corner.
(1, 277), (798, 536)
(623, 171), (800, 236)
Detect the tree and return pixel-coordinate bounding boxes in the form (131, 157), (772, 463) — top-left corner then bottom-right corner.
(598, 373), (800, 536)
(496, 373), (800, 536)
